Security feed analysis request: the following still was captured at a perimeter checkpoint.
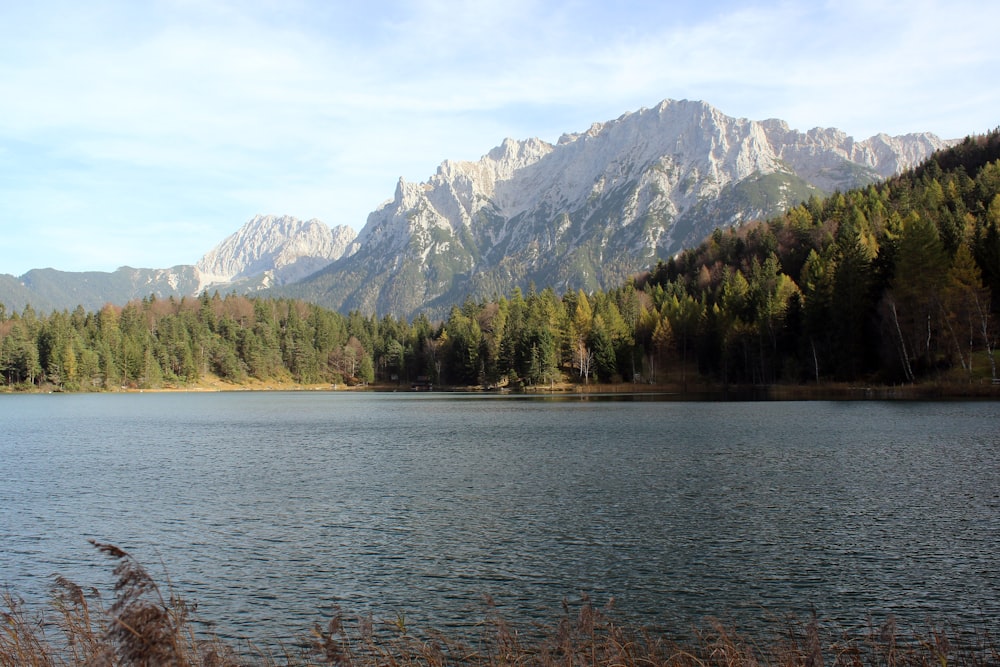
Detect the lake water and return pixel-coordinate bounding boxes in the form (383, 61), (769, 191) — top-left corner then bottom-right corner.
(1, 392), (998, 645)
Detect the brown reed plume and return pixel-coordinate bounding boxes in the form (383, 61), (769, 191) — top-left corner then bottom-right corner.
(1, 589), (51, 667)
(49, 575), (105, 665)
(89, 539), (189, 666)
(88, 540), (241, 667)
(3, 543), (1000, 666)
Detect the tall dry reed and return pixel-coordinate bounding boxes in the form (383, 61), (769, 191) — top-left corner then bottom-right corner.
(2, 543), (997, 666)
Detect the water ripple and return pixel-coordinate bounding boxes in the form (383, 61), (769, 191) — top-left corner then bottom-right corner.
(1, 393), (998, 642)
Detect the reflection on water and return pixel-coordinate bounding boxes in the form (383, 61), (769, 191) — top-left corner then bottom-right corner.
(1, 393), (998, 643)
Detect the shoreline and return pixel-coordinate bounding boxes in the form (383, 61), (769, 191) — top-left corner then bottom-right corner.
(6, 376), (999, 400)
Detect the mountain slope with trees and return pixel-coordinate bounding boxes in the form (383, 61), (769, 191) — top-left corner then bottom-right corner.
(644, 130), (1000, 385)
(283, 100), (950, 319)
(2, 131), (997, 392)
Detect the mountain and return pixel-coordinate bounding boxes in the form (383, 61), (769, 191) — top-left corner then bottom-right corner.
(0, 215), (356, 312)
(286, 99), (952, 318)
(1, 266), (203, 313)
(0, 99), (953, 318)
(196, 214), (356, 288)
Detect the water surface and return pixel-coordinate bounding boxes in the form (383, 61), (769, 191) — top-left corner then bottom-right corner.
(1, 392), (998, 643)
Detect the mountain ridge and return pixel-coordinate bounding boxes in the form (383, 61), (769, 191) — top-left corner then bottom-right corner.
(196, 214), (356, 288)
(283, 99), (952, 317)
(0, 99), (954, 316)
(0, 215), (357, 313)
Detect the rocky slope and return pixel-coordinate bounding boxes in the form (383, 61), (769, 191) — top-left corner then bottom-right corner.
(287, 99), (952, 318)
(196, 214), (356, 288)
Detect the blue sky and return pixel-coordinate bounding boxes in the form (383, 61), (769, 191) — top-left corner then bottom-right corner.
(1, 0), (997, 276)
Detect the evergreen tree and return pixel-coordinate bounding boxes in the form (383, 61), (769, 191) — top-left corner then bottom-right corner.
(883, 213), (949, 379)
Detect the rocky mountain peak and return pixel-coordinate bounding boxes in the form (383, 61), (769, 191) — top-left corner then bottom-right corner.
(290, 98), (953, 318)
(196, 214), (356, 288)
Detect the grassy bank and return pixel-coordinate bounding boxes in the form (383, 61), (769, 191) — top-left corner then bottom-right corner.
(3, 543), (997, 666)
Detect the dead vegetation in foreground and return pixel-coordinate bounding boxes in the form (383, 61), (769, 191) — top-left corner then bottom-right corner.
(2, 542), (997, 667)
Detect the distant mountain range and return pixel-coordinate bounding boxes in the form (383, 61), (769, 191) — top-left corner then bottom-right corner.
(0, 99), (954, 316)
(0, 215), (356, 313)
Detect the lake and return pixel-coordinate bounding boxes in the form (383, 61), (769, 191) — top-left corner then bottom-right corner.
(1, 392), (998, 645)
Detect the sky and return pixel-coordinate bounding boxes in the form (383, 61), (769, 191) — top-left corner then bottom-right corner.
(1, 0), (998, 276)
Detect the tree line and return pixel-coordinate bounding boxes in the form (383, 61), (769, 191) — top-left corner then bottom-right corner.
(0, 294), (386, 390)
(2, 131), (999, 391)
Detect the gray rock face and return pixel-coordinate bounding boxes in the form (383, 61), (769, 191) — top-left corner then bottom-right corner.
(290, 99), (952, 318)
(196, 214), (356, 289)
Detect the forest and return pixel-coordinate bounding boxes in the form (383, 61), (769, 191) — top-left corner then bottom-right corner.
(1, 131), (999, 392)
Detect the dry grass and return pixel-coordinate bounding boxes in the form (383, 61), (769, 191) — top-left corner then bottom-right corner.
(2, 544), (997, 667)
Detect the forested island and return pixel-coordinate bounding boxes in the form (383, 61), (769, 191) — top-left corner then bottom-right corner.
(2, 132), (999, 394)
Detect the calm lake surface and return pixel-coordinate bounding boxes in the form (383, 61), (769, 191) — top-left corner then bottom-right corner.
(1, 392), (998, 644)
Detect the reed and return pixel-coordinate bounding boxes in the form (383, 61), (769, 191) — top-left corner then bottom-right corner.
(2, 544), (996, 666)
